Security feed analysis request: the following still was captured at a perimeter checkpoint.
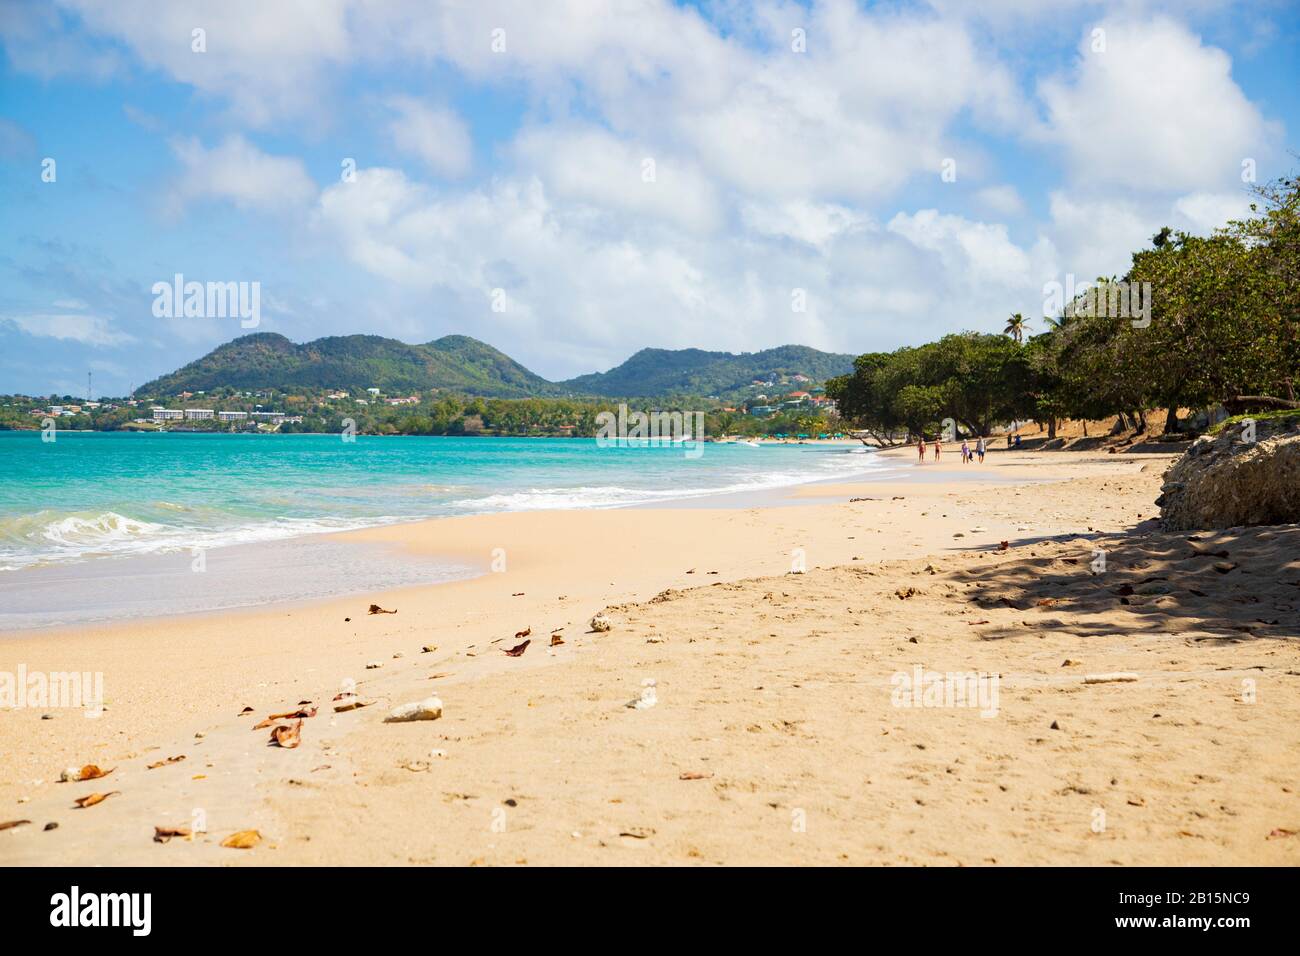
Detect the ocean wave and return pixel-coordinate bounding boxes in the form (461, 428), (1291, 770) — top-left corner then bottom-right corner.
(0, 445), (889, 571)
(0, 509), (414, 572)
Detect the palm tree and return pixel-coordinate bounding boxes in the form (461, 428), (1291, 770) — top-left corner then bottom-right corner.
(1004, 312), (1029, 343)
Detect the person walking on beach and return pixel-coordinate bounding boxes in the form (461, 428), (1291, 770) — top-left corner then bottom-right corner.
(961, 439), (970, 463)
(976, 437), (986, 463)
(918, 437), (926, 461)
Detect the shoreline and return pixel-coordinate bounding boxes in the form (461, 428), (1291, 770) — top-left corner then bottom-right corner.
(0, 444), (1137, 633)
(3, 446), (1296, 865)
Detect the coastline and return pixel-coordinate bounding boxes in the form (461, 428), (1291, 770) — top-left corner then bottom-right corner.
(3, 446), (1297, 866)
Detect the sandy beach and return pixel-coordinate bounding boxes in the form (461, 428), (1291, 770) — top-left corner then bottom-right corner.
(2, 446), (1297, 866)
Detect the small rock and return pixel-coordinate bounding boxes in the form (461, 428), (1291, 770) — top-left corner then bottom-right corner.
(43, 822), (58, 831)
(392, 652), (404, 659)
(429, 748), (447, 758)
(421, 645), (437, 653)
(366, 661), (383, 669)
(384, 697), (444, 723)
(590, 613), (612, 633)
(40, 714), (54, 720)
(1050, 720), (1061, 730)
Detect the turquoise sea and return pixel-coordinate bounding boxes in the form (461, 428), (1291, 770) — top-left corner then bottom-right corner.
(0, 431), (886, 573)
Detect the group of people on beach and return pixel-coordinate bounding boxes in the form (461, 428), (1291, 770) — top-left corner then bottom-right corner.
(916, 436), (986, 463)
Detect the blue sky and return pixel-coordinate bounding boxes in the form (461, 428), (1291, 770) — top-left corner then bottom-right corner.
(1, 0), (1297, 397)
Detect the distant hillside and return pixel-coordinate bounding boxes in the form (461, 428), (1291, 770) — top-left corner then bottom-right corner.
(138, 333), (560, 398)
(560, 345), (856, 397)
(138, 334), (855, 399)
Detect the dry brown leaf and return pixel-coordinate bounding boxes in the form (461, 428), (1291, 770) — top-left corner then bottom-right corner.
(239, 706), (254, 715)
(1267, 827), (1297, 839)
(268, 706), (317, 720)
(153, 825), (191, 843)
(270, 719), (302, 749)
(0, 820), (31, 831)
(332, 698), (371, 713)
(220, 829), (261, 849)
(74, 791), (120, 808)
(549, 634), (564, 647)
(77, 764), (114, 781)
(252, 717), (276, 730)
(146, 755), (186, 770)
(368, 603), (397, 615)
(504, 639), (531, 657)
(678, 771), (713, 780)
(514, 626), (531, 639)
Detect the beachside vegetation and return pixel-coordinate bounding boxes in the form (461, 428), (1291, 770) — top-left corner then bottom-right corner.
(828, 173), (1300, 442)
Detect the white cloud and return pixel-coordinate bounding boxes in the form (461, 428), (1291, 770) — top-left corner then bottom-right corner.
(887, 209), (1051, 290)
(166, 135), (316, 215)
(1172, 190), (1255, 232)
(512, 125), (723, 233)
(386, 96), (473, 178)
(1038, 17), (1277, 191)
(973, 185), (1027, 218)
(4, 313), (135, 347)
(53, 0), (352, 125)
(741, 200), (870, 251)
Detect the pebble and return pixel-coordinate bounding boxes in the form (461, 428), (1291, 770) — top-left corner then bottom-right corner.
(590, 613), (612, 633)
(384, 697), (444, 723)
(366, 661), (383, 669)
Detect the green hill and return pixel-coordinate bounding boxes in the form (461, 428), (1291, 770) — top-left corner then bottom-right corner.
(559, 345), (856, 397)
(137, 334), (854, 399)
(138, 333), (560, 398)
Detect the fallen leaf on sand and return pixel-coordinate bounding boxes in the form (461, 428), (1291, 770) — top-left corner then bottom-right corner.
(1267, 828), (1296, 839)
(147, 755), (186, 771)
(514, 626), (531, 639)
(239, 706), (254, 715)
(221, 830), (261, 849)
(153, 825), (191, 844)
(333, 699), (372, 713)
(619, 827), (655, 839)
(550, 634), (565, 647)
(268, 706), (317, 720)
(1084, 673), (1139, 684)
(74, 792), (120, 808)
(0, 820), (31, 831)
(270, 720), (302, 749)
(504, 639), (531, 657)
(61, 764), (114, 782)
(253, 718), (276, 730)
(368, 603), (397, 615)
(678, 771), (713, 780)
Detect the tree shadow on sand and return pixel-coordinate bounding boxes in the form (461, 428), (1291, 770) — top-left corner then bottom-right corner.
(942, 524), (1300, 647)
